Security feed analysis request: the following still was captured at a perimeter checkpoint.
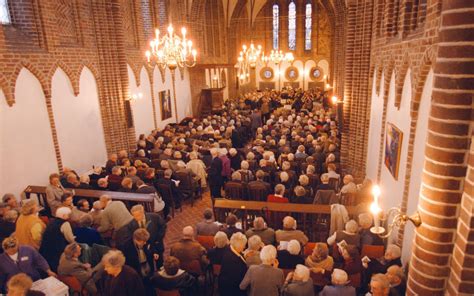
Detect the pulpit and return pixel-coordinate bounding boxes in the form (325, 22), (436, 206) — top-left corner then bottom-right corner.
(200, 87), (224, 115)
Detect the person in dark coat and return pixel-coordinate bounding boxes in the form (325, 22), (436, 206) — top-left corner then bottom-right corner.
(120, 205), (166, 268)
(222, 214), (244, 238)
(151, 256), (197, 296)
(208, 148), (224, 198)
(218, 233), (248, 296)
(277, 240), (305, 270)
(155, 169), (183, 217)
(386, 265), (406, 296)
(207, 231), (229, 265)
(100, 250), (145, 296)
(0, 210), (17, 253)
(74, 214), (103, 246)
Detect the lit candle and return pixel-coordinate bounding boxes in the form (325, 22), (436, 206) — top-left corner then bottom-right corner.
(145, 51), (151, 62)
(331, 96), (338, 105)
(370, 185), (382, 231)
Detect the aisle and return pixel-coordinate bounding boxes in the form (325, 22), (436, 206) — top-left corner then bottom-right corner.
(163, 191), (212, 255)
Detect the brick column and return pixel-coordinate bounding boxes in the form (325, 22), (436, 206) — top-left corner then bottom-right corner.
(406, 1), (474, 294)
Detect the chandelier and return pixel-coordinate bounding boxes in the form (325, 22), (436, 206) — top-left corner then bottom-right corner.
(264, 50), (294, 65)
(235, 42), (263, 83)
(145, 25), (197, 70)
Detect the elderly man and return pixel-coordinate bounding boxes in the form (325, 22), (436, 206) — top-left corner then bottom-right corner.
(45, 173), (65, 216)
(386, 265), (406, 296)
(282, 264), (314, 296)
(366, 244), (403, 279)
(186, 151), (207, 188)
(219, 233), (248, 296)
(2, 194), (19, 213)
(275, 216), (308, 246)
(369, 273), (391, 296)
(340, 174), (357, 194)
(245, 217), (275, 245)
(105, 153), (118, 174)
(319, 269), (355, 296)
(359, 213), (384, 246)
(97, 195), (133, 241)
(327, 219), (360, 248)
(239, 245), (284, 296)
(195, 208), (220, 236)
(170, 226), (209, 270)
(0, 237), (56, 292)
(120, 205), (166, 268)
(101, 250), (145, 296)
(277, 240), (304, 269)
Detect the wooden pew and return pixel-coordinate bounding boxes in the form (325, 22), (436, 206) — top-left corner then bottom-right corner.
(213, 199), (356, 242)
(24, 185), (156, 214)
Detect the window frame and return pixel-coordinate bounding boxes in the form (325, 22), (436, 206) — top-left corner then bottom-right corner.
(0, 0), (11, 25)
(288, 1), (296, 51)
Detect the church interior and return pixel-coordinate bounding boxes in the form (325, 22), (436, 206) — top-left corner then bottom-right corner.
(0, 0), (473, 295)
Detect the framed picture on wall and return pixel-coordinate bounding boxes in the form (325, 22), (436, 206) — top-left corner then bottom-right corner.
(285, 66), (299, 81)
(309, 66), (324, 81)
(159, 90), (172, 120)
(384, 123), (403, 180)
(260, 67), (274, 81)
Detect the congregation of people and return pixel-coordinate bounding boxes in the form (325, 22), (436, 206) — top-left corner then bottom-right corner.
(0, 87), (406, 295)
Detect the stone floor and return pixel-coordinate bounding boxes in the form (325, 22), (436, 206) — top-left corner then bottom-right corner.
(163, 191), (212, 255)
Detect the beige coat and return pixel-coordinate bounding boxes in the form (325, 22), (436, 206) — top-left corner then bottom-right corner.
(186, 159), (208, 187)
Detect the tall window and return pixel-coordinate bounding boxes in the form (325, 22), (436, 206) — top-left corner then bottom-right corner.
(0, 0), (11, 24)
(305, 3), (312, 50)
(288, 1), (296, 50)
(272, 4), (279, 49)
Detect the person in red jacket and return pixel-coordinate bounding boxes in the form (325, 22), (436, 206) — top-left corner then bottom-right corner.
(267, 184), (289, 203)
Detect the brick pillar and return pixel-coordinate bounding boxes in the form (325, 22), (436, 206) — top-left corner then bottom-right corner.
(406, 1), (474, 295)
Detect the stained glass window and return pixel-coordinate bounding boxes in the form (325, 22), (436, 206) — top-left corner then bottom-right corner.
(0, 0), (11, 24)
(288, 2), (296, 50)
(272, 4), (279, 50)
(305, 3), (312, 50)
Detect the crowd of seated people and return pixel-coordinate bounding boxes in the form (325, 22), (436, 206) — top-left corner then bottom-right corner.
(0, 87), (406, 295)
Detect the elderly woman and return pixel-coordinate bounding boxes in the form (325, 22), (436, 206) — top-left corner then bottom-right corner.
(218, 233), (248, 296)
(207, 231), (229, 265)
(58, 243), (99, 294)
(319, 269), (355, 296)
(238, 160), (254, 183)
(39, 207), (75, 271)
(277, 240), (304, 269)
(15, 200), (45, 250)
(278, 171), (294, 193)
(327, 219), (360, 248)
(305, 242), (334, 274)
(275, 216), (309, 246)
(186, 151), (207, 188)
(6, 273), (45, 296)
(239, 245), (284, 296)
(366, 244), (402, 275)
(223, 214), (243, 238)
(0, 237), (55, 291)
(100, 250), (144, 295)
(340, 175), (357, 194)
(282, 264), (315, 296)
(243, 235), (264, 266)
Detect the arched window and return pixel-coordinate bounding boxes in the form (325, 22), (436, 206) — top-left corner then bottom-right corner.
(0, 0), (11, 24)
(305, 2), (312, 50)
(288, 1), (296, 50)
(272, 4), (279, 50)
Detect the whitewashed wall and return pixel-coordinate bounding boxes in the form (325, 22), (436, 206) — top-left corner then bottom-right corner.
(128, 66), (155, 137)
(51, 67), (107, 174)
(0, 69), (58, 197)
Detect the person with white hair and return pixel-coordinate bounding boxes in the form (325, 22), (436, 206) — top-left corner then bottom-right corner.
(101, 250), (145, 295)
(170, 226), (209, 270)
(229, 148), (243, 171)
(238, 160), (254, 183)
(277, 239), (304, 269)
(319, 268), (355, 296)
(186, 151), (208, 188)
(281, 264), (314, 296)
(245, 217), (275, 245)
(275, 216), (309, 245)
(243, 235), (264, 266)
(369, 273), (391, 296)
(340, 174), (357, 194)
(327, 219), (361, 248)
(366, 244), (402, 277)
(218, 233), (248, 296)
(219, 148), (232, 180)
(267, 184), (289, 203)
(39, 207), (75, 271)
(386, 265), (406, 296)
(207, 231), (229, 265)
(239, 245), (284, 296)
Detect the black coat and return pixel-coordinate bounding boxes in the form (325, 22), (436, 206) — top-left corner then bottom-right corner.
(277, 250), (305, 269)
(208, 157), (223, 186)
(101, 265), (145, 296)
(120, 240), (155, 278)
(218, 247), (248, 296)
(151, 271), (197, 296)
(39, 218), (68, 271)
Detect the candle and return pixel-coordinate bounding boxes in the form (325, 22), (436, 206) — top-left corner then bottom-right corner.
(370, 185), (382, 231)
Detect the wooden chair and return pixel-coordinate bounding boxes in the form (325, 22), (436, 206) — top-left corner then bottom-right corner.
(247, 183), (270, 201)
(174, 171), (200, 206)
(361, 244), (385, 259)
(304, 242), (316, 257)
(155, 289), (180, 296)
(57, 275), (84, 296)
(197, 235), (215, 250)
(224, 182), (246, 200)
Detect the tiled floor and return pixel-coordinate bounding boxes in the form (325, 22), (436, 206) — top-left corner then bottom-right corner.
(163, 191), (212, 255)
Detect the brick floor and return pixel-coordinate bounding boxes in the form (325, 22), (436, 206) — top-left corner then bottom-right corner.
(163, 191), (212, 255)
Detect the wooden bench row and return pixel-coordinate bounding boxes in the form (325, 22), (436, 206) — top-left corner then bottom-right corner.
(24, 185), (156, 213)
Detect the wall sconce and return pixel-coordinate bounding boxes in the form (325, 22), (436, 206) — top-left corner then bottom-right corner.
(128, 92), (143, 102)
(370, 185), (422, 238)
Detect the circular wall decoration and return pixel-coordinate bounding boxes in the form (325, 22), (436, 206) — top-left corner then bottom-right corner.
(260, 67), (274, 81)
(285, 66), (299, 81)
(309, 66), (324, 81)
